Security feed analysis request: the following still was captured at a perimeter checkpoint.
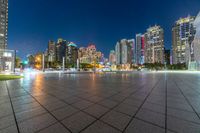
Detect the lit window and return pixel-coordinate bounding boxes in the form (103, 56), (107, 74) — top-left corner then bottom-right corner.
(3, 52), (12, 57)
(0, 34), (4, 37)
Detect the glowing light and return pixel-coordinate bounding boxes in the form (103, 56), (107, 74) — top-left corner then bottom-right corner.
(176, 17), (194, 24)
(23, 61), (28, 65)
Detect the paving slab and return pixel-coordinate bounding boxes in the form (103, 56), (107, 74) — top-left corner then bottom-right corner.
(0, 72), (200, 133)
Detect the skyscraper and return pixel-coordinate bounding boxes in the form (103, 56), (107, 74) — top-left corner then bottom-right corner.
(172, 16), (196, 64)
(0, 0), (15, 72)
(0, 0), (8, 49)
(191, 12), (200, 70)
(145, 25), (164, 64)
(56, 38), (67, 62)
(47, 40), (56, 63)
(115, 39), (133, 65)
(66, 42), (78, 66)
(109, 50), (116, 65)
(128, 39), (135, 65)
(136, 34), (145, 65)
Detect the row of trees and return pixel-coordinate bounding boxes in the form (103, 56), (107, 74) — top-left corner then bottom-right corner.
(15, 56), (95, 70)
(46, 62), (94, 69)
(15, 56), (187, 71)
(166, 63), (187, 70)
(143, 63), (187, 70)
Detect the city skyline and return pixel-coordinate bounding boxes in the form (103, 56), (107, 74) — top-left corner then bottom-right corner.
(7, 0), (200, 59)
(1, 1), (200, 132)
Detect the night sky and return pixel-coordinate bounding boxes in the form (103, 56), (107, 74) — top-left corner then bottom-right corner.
(8, 0), (200, 59)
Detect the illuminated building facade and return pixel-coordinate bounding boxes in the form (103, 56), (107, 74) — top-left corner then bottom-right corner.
(47, 40), (56, 62)
(56, 38), (67, 62)
(115, 39), (133, 65)
(0, 0), (8, 49)
(109, 50), (116, 65)
(145, 25), (164, 64)
(78, 44), (103, 64)
(172, 16), (196, 64)
(78, 47), (87, 63)
(136, 34), (145, 65)
(45, 39), (80, 68)
(66, 42), (78, 65)
(0, 0), (15, 72)
(191, 12), (200, 70)
(0, 49), (15, 72)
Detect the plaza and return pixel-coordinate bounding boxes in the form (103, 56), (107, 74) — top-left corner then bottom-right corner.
(0, 71), (200, 133)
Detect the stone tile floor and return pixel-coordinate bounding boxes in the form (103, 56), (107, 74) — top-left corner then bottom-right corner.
(1, 72), (200, 133)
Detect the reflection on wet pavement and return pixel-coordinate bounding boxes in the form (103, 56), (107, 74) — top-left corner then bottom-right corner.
(1, 72), (200, 133)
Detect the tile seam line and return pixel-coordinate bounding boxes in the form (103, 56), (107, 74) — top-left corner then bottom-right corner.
(16, 81), (137, 133)
(117, 102), (200, 126)
(122, 76), (162, 133)
(78, 83), (149, 133)
(174, 77), (200, 120)
(178, 77), (200, 96)
(35, 121), (59, 133)
(45, 82), (147, 133)
(17, 75), (156, 132)
(18, 85), (73, 133)
(134, 117), (177, 133)
(5, 81), (20, 133)
(165, 77), (168, 133)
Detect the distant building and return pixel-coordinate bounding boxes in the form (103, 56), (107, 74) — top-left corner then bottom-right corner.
(78, 44), (103, 64)
(45, 38), (80, 68)
(115, 39), (133, 65)
(172, 16), (196, 64)
(128, 39), (135, 65)
(130, 39), (136, 65)
(164, 49), (170, 65)
(136, 34), (145, 65)
(78, 47), (87, 63)
(109, 50), (116, 65)
(145, 25), (164, 64)
(47, 40), (56, 62)
(66, 42), (78, 65)
(190, 12), (200, 70)
(56, 38), (67, 62)
(0, 0), (8, 49)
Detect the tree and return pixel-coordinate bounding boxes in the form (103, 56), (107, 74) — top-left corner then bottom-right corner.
(15, 57), (21, 68)
(66, 63), (76, 68)
(27, 55), (35, 68)
(144, 63), (164, 70)
(51, 61), (62, 68)
(80, 63), (93, 70)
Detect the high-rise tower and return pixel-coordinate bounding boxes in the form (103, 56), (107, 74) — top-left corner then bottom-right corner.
(191, 12), (200, 70)
(115, 39), (133, 65)
(0, 0), (8, 49)
(145, 25), (164, 64)
(136, 34), (145, 65)
(172, 16), (196, 64)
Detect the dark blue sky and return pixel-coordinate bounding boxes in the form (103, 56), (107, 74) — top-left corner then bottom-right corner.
(8, 0), (200, 59)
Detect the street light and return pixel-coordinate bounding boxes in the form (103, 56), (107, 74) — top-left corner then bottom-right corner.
(42, 53), (45, 72)
(13, 50), (17, 73)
